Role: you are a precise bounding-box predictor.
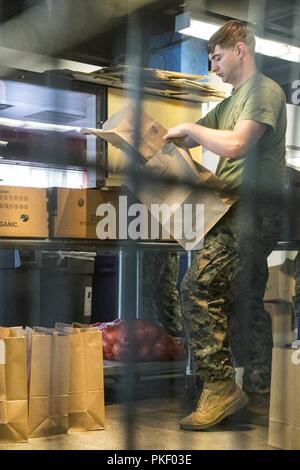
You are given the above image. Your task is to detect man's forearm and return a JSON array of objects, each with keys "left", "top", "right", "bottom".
[{"left": 184, "top": 123, "right": 241, "bottom": 158}]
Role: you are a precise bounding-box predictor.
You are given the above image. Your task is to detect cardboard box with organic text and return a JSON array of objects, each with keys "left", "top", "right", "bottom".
[{"left": 0, "top": 186, "right": 48, "bottom": 238}]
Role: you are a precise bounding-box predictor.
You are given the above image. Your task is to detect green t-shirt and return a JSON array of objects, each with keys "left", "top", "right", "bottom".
[{"left": 198, "top": 73, "right": 287, "bottom": 197}]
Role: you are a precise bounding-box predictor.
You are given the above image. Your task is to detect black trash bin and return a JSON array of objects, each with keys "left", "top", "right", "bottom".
[
  {"left": 91, "top": 254, "right": 118, "bottom": 323},
  {"left": 40, "top": 253, "right": 95, "bottom": 327},
  {"left": 0, "top": 248, "right": 41, "bottom": 326}
]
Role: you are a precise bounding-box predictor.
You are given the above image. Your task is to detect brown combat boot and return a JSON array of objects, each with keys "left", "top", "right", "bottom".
[{"left": 180, "top": 379, "right": 249, "bottom": 430}]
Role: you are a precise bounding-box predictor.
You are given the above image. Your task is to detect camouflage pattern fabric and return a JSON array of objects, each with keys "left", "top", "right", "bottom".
[
  {"left": 141, "top": 251, "right": 183, "bottom": 337},
  {"left": 181, "top": 199, "right": 283, "bottom": 393}
]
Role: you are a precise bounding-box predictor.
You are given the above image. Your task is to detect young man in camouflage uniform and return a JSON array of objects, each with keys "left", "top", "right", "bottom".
[{"left": 164, "top": 20, "right": 286, "bottom": 430}]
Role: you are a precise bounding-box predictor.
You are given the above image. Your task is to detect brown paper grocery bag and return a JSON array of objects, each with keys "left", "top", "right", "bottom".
[
  {"left": 28, "top": 331, "right": 70, "bottom": 438},
  {"left": 55, "top": 325, "right": 105, "bottom": 432},
  {"left": 68, "top": 328, "right": 105, "bottom": 432},
  {"left": 85, "top": 104, "right": 237, "bottom": 249},
  {"left": 83, "top": 103, "right": 166, "bottom": 162},
  {"left": 133, "top": 144, "right": 235, "bottom": 250},
  {"left": 0, "top": 327, "right": 28, "bottom": 443}
]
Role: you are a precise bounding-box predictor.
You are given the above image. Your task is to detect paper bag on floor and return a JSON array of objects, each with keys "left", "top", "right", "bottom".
[
  {"left": 56, "top": 324, "right": 105, "bottom": 432},
  {"left": 0, "top": 327, "right": 28, "bottom": 443},
  {"left": 28, "top": 329, "right": 70, "bottom": 438}
]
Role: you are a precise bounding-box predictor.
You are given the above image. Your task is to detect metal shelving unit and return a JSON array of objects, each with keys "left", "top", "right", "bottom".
[
  {"left": 0, "top": 237, "right": 187, "bottom": 381},
  {"left": 104, "top": 359, "right": 186, "bottom": 382},
  {"left": 0, "top": 237, "right": 296, "bottom": 388}
]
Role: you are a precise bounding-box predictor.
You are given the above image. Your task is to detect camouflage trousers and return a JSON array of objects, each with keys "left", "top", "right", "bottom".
[
  {"left": 141, "top": 251, "right": 182, "bottom": 337},
  {"left": 181, "top": 200, "right": 282, "bottom": 393}
]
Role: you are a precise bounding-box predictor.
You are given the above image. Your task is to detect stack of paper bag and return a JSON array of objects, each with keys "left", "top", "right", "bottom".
[
  {"left": 0, "top": 327, "right": 28, "bottom": 443},
  {"left": 84, "top": 104, "right": 237, "bottom": 250},
  {"left": 1, "top": 324, "right": 105, "bottom": 442}
]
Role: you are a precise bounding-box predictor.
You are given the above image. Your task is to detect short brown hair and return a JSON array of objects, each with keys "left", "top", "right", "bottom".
[{"left": 208, "top": 20, "right": 255, "bottom": 55}]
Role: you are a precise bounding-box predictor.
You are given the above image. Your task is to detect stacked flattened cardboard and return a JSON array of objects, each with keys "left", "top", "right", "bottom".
[{"left": 73, "top": 65, "right": 225, "bottom": 102}]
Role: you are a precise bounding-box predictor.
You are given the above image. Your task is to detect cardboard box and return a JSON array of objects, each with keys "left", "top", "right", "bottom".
[
  {"left": 51, "top": 187, "right": 171, "bottom": 241},
  {"left": 269, "top": 347, "right": 300, "bottom": 449},
  {"left": 264, "top": 302, "right": 295, "bottom": 346},
  {"left": 264, "top": 258, "right": 295, "bottom": 302},
  {"left": 51, "top": 187, "right": 120, "bottom": 239},
  {"left": 0, "top": 186, "right": 48, "bottom": 238}
]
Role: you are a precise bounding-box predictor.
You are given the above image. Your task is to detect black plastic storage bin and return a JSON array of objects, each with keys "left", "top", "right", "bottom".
[
  {"left": 40, "top": 253, "right": 95, "bottom": 327},
  {"left": 91, "top": 254, "right": 118, "bottom": 323},
  {"left": 0, "top": 248, "right": 41, "bottom": 326}
]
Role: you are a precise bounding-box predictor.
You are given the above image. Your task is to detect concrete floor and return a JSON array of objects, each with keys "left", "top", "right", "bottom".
[{"left": 0, "top": 378, "right": 269, "bottom": 450}]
